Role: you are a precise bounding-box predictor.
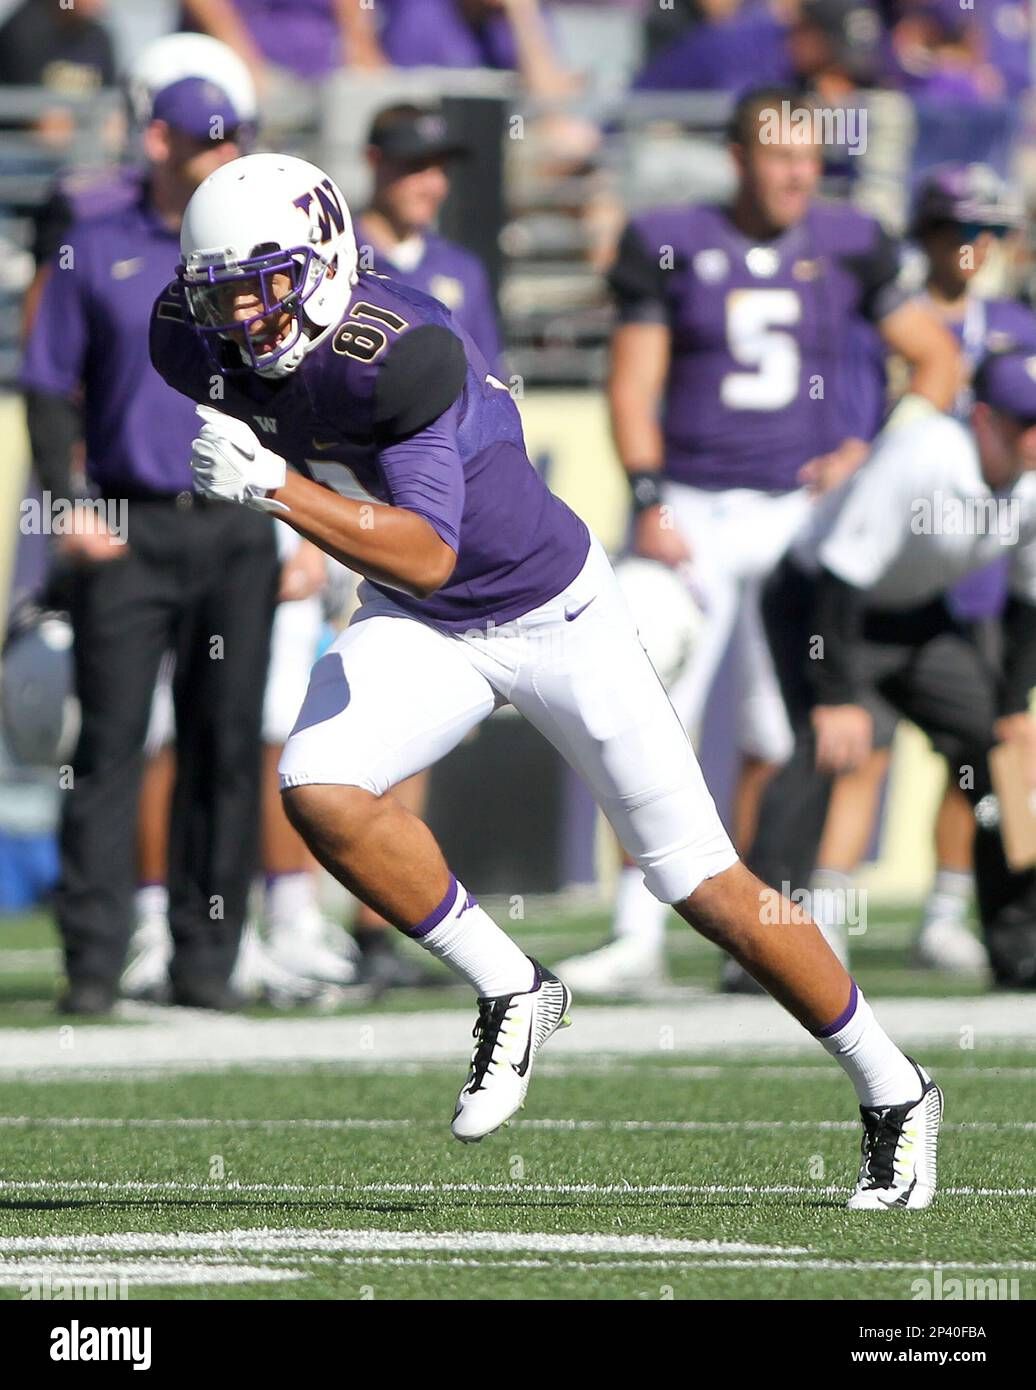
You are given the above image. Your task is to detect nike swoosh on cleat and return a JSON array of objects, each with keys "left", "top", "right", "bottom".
[
  {"left": 564, "top": 596, "right": 596, "bottom": 622},
  {"left": 512, "top": 1028, "right": 533, "bottom": 1078},
  {"left": 877, "top": 1179, "right": 917, "bottom": 1209}
]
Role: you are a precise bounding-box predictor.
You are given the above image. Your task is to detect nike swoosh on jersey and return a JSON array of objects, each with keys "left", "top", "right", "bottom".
[
  {"left": 111, "top": 258, "right": 144, "bottom": 280},
  {"left": 311, "top": 438, "right": 341, "bottom": 451},
  {"left": 564, "top": 596, "right": 597, "bottom": 622}
]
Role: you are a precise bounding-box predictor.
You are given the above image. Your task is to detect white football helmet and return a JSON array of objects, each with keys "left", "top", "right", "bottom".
[
  {"left": 179, "top": 153, "right": 358, "bottom": 378},
  {"left": 1, "top": 599, "right": 80, "bottom": 768},
  {"left": 128, "top": 33, "right": 257, "bottom": 131},
  {"left": 613, "top": 556, "right": 704, "bottom": 690}
]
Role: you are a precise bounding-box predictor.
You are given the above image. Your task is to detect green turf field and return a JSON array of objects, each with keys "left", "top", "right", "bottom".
[{"left": 0, "top": 903, "right": 1032, "bottom": 1300}]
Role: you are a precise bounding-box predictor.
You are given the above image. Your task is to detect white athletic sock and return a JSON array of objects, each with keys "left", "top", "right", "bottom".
[
  {"left": 265, "top": 871, "right": 319, "bottom": 940},
  {"left": 921, "top": 868, "right": 973, "bottom": 932},
  {"left": 612, "top": 865, "right": 668, "bottom": 950},
  {"left": 814, "top": 982, "right": 922, "bottom": 1108},
  {"left": 135, "top": 883, "right": 168, "bottom": 924},
  {"left": 404, "top": 875, "right": 535, "bottom": 997}
]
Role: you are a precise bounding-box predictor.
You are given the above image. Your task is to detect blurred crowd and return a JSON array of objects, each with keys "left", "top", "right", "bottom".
[{"left": 1, "top": 0, "right": 1032, "bottom": 143}]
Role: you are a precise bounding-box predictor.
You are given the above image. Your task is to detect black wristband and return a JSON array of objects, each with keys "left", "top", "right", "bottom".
[{"left": 627, "top": 470, "right": 664, "bottom": 513}]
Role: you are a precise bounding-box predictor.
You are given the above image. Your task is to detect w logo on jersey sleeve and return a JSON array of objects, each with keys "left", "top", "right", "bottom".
[{"left": 293, "top": 180, "right": 346, "bottom": 246}]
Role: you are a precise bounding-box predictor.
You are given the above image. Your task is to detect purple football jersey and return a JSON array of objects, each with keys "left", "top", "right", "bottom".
[
  {"left": 150, "top": 272, "right": 588, "bottom": 631},
  {"left": 21, "top": 175, "right": 201, "bottom": 496},
  {"left": 609, "top": 201, "right": 908, "bottom": 492},
  {"left": 355, "top": 219, "right": 502, "bottom": 370}
]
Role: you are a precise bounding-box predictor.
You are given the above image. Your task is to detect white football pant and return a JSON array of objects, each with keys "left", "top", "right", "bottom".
[{"left": 280, "top": 537, "right": 737, "bottom": 905}]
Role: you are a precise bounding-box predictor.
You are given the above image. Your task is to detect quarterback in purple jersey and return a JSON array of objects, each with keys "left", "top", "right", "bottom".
[
  {"left": 148, "top": 151, "right": 944, "bottom": 1207},
  {"left": 558, "top": 84, "right": 961, "bottom": 998}
]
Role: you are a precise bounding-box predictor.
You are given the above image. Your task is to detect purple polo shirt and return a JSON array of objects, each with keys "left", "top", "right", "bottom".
[
  {"left": 380, "top": 0, "right": 536, "bottom": 69},
  {"left": 21, "top": 178, "right": 197, "bottom": 496},
  {"left": 356, "top": 219, "right": 502, "bottom": 369},
  {"left": 179, "top": 0, "right": 342, "bottom": 79}
]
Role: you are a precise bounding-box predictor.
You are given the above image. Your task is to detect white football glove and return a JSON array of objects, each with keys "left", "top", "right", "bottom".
[{"left": 190, "top": 405, "right": 289, "bottom": 514}]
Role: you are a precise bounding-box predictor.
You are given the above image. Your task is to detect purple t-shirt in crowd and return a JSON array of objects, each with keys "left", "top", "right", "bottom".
[
  {"left": 149, "top": 272, "right": 588, "bottom": 630},
  {"left": 20, "top": 176, "right": 198, "bottom": 496},
  {"left": 609, "top": 201, "right": 907, "bottom": 492},
  {"left": 180, "top": 0, "right": 342, "bottom": 79},
  {"left": 632, "top": 6, "right": 793, "bottom": 94},
  {"left": 355, "top": 218, "right": 502, "bottom": 369},
  {"left": 978, "top": 2, "right": 1030, "bottom": 97},
  {"left": 379, "top": 0, "right": 532, "bottom": 69},
  {"left": 946, "top": 295, "right": 1036, "bottom": 620}
]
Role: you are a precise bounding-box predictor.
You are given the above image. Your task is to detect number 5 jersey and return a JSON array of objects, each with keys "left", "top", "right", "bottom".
[{"left": 608, "top": 201, "right": 907, "bottom": 492}]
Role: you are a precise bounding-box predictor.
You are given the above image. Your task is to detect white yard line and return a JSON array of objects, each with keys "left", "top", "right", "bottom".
[
  {"left": 9, "top": 1059, "right": 1036, "bottom": 1085},
  {"left": 0, "top": 1261, "right": 303, "bottom": 1286},
  {"left": 0, "top": 1228, "right": 808, "bottom": 1257},
  {"left": 255, "top": 1254, "right": 1036, "bottom": 1274},
  {"left": 0, "top": 950, "right": 60, "bottom": 972},
  {"left": 0, "top": 1179, "right": 1032, "bottom": 1198},
  {"left": 0, "top": 995, "right": 1032, "bottom": 1074},
  {"left": 0, "top": 1114, "right": 1030, "bottom": 1134}
]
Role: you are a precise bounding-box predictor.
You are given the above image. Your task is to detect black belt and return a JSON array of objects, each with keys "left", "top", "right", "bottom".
[
  {"left": 861, "top": 598, "right": 960, "bottom": 646},
  {"left": 99, "top": 488, "right": 216, "bottom": 509}
]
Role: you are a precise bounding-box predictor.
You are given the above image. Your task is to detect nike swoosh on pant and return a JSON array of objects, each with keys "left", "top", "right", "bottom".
[{"left": 564, "top": 596, "right": 596, "bottom": 622}]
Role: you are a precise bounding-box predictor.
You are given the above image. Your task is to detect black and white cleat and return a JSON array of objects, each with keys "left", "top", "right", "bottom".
[
  {"left": 848, "top": 1059, "right": 944, "bottom": 1211},
  {"left": 451, "top": 958, "right": 572, "bottom": 1144}
]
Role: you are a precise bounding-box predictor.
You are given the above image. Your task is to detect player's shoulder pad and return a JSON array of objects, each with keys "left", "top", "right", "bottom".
[
  {"left": 373, "top": 324, "right": 467, "bottom": 438},
  {"left": 815, "top": 203, "right": 904, "bottom": 320},
  {"left": 148, "top": 278, "right": 197, "bottom": 387}
]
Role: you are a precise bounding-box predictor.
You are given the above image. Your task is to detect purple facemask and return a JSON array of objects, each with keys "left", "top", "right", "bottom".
[{"left": 181, "top": 244, "right": 323, "bottom": 372}]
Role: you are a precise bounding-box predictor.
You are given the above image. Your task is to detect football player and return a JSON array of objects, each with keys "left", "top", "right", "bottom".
[
  {"left": 747, "top": 350, "right": 1036, "bottom": 992},
  {"left": 348, "top": 100, "right": 504, "bottom": 989},
  {"left": 149, "top": 152, "right": 943, "bottom": 1208},
  {"left": 557, "top": 83, "right": 961, "bottom": 997},
  {"left": 794, "top": 166, "right": 1036, "bottom": 983}
]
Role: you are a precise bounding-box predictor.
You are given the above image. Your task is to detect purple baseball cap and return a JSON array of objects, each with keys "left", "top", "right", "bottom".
[
  {"left": 973, "top": 351, "right": 1036, "bottom": 425},
  {"left": 151, "top": 75, "right": 251, "bottom": 144}
]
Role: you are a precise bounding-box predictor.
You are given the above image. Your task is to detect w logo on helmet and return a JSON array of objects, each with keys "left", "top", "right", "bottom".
[{"left": 293, "top": 179, "right": 346, "bottom": 245}]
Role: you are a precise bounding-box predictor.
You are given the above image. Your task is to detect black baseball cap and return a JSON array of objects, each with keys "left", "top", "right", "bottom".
[
  {"left": 911, "top": 162, "right": 1020, "bottom": 238},
  {"left": 367, "top": 104, "right": 469, "bottom": 163}
]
